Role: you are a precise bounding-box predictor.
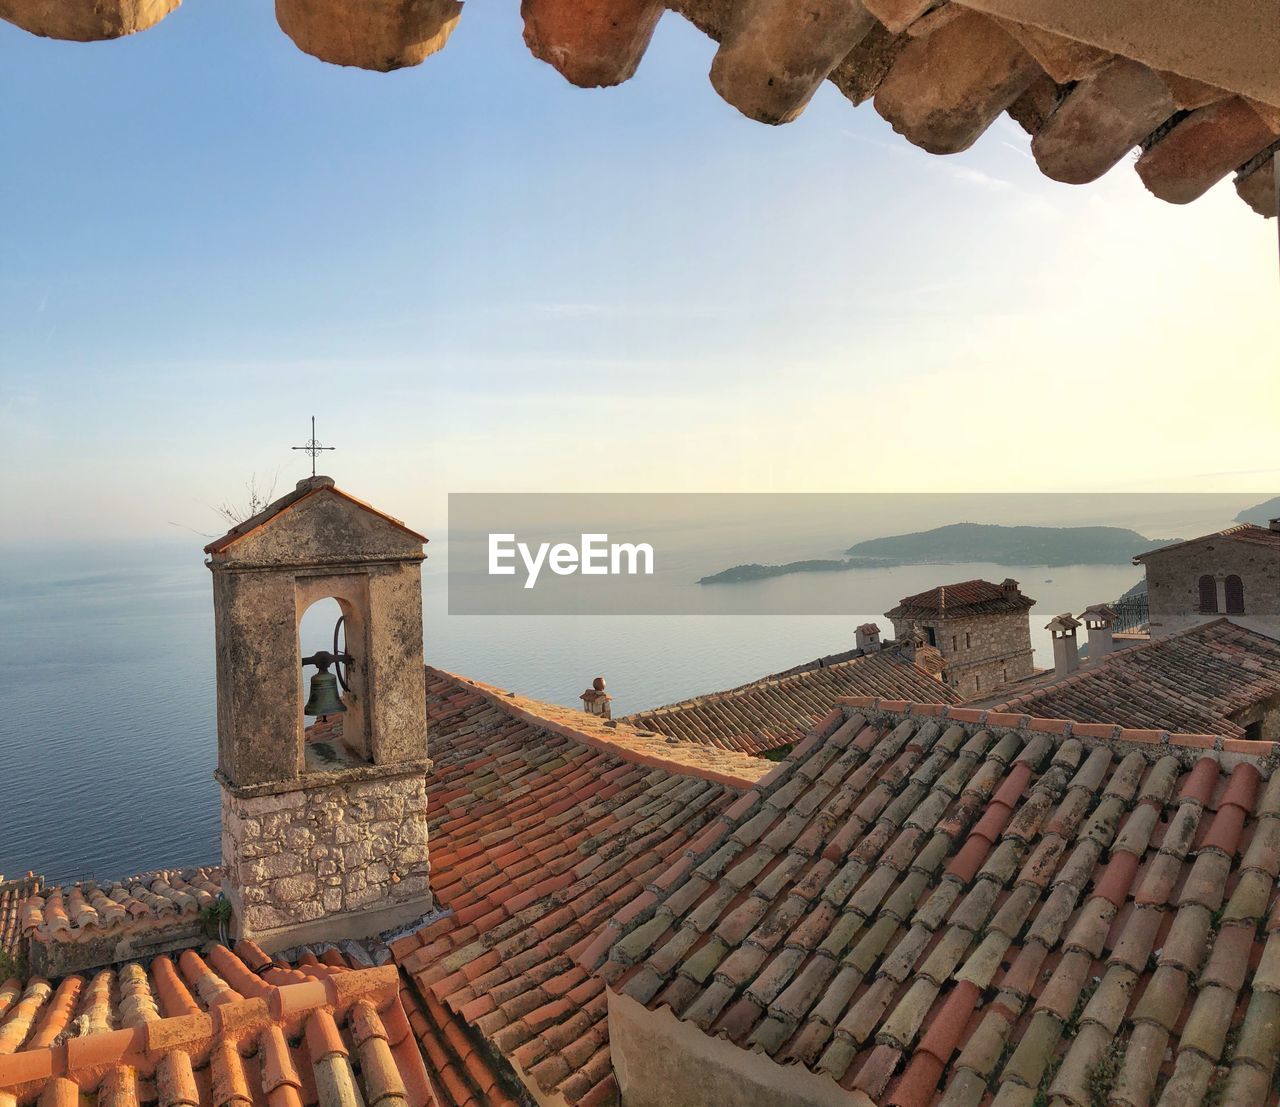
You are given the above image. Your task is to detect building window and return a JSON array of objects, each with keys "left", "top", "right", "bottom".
[
  {"left": 1225, "top": 574, "right": 1245, "bottom": 615},
  {"left": 974, "top": 674, "right": 980, "bottom": 692},
  {"left": 1003, "top": 668, "right": 1008, "bottom": 683},
  {"left": 1245, "top": 720, "right": 1263, "bottom": 742},
  {"left": 925, "top": 627, "right": 937, "bottom": 647},
  {"left": 1198, "top": 574, "right": 1217, "bottom": 613},
  {"left": 951, "top": 635, "right": 958, "bottom": 651},
  {"left": 965, "top": 632, "right": 972, "bottom": 649}
]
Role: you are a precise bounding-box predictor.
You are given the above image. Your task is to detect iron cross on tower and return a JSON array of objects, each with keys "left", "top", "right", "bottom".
[{"left": 292, "top": 416, "right": 335, "bottom": 477}]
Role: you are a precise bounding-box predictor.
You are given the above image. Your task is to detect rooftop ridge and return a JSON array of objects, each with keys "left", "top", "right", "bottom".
[
  {"left": 837, "top": 696, "right": 1278, "bottom": 762},
  {"left": 1133, "top": 521, "right": 1280, "bottom": 561},
  {"left": 623, "top": 644, "right": 928, "bottom": 720},
  {"left": 426, "top": 666, "right": 770, "bottom": 790}
]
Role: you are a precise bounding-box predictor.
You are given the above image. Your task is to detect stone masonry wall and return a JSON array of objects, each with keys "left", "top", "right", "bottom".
[
  {"left": 222, "top": 771, "right": 430, "bottom": 939},
  {"left": 892, "top": 610, "right": 1034, "bottom": 698},
  {"left": 1144, "top": 539, "right": 1280, "bottom": 639}
]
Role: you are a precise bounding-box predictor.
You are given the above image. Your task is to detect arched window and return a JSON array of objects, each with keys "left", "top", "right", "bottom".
[
  {"left": 1198, "top": 574, "right": 1217, "bottom": 613},
  {"left": 1225, "top": 574, "right": 1245, "bottom": 615}
]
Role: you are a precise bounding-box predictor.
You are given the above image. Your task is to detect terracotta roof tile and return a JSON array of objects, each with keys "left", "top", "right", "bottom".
[
  {"left": 383, "top": 667, "right": 746, "bottom": 1106},
  {"left": 19, "top": 868, "right": 222, "bottom": 970},
  {"left": 886, "top": 579, "right": 1035, "bottom": 621},
  {"left": 606, "top": 698, "right": 1280, "bottom": 1105},
  {"left": 0, "top": 944, "right": 434, "bottom": 1107},
  {"left": 985, "top": 619, "right": 1280, "bottom": 740},
  {"left": 623, "top": 644, "right": 956, "bottom": 757}
]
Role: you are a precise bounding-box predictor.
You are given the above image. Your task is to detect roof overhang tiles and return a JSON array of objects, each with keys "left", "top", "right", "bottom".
[
  {"left": 4, "top": 1, "right": 1276, "bottom": 218},
  {"left": 840, "top": 695, "right": 1280, "bottom": 763}
]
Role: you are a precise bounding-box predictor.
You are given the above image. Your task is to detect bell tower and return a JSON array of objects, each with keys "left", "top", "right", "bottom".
[{"left": 205, "top": 475, "right": 432, "bottom": 949}]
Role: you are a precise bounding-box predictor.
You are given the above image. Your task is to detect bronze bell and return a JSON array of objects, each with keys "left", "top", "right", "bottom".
[{"left": 304, "top": 668, "right": 346, "bottom": 717}]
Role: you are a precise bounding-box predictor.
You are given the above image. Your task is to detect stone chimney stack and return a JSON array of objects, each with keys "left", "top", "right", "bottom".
[
  {"left": 1001, "top": 578, "right": 1020, "bottom": 596},
  {"left": 898, "top": 626, "right": 925, "bottom": 662},
  {"left": 1080, "top": 604, "right": 1116, "bottom": 660},
  {"left": 1046, "top": 614, "right": 1082, "bottom": 677},
  {"left": 1270, "top": 517, "right": 1280, "bottom": 533},
  {"left": 581, "top": 676, "right": 612, "bottom": 720},
  {"left": 856, "top": 622, "right": 882, "bottom": 652}
]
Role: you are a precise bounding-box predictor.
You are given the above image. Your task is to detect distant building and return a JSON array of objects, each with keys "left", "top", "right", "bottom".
[
  {"left": 1134, "top": 520, "right": 1280, "bottom": 640},
  {"left": 885, "top": 578, "right": 1035, "bottom": 698}
]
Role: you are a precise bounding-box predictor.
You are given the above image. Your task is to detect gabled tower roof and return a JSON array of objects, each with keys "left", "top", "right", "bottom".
[{"left": 204, "top": 475, "right": 427, "bottom": 556}]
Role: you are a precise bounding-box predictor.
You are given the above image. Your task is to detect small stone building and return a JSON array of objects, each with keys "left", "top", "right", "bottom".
[
  {"left": 885, "top": 578, "right": 1036, "bottom": 698},
  {"left": 1134, "top": 520, "right": 1280, "bottom": 640},
  {"left": 205, "top": 475, "right": 433, "bottom": 949}
]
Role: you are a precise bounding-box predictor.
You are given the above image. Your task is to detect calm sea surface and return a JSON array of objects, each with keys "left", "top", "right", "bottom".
[{"left": 0, "top": 543, "right": 1141, "bottom": 879}]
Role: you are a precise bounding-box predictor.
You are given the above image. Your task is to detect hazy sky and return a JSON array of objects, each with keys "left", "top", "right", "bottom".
[{"left": 2, "top": 3, "right": 1277, "bottom": 546}]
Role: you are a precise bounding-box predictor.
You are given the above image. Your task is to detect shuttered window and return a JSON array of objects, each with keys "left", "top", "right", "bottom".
[
  {"left": 1198, "top": 574, "right": 1217, "bottom": 613},
  {"left": 1225, "top": 574, "right": 1245, "bottom": 615}
]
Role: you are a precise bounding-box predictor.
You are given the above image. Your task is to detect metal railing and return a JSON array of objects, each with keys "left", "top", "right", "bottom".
[{"left": 1111, "top": 594, "right": 1149, "bottom": 633}]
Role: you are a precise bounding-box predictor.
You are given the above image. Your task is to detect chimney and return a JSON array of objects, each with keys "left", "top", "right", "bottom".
[
  {"left": 1001, "top": 578, "right": 1020, "bottom": 597},
  {"left": 1270, "top": 517, "right": 1280, "bottom": 533},
  {"left": 856, "top": 622, "right": 882, "bottom": 652},
  {"left": 1046, "top": 614, "right": 1082, "bottom": 676},
  {"left": 580, "top": 676, "right": 612, "bottom": 720},
  {"left": 899, "top": 626, "right": 924, "bottom": 661},
  {"left": 1080, "top": 604, "right": 1116, "bottom": 660}
]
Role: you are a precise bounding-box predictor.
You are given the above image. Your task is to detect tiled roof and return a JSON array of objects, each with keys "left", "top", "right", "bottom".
[
  {"left": 595, "top": 697, "right": 1280, "bottom": 1107},
  {"left": 1133, "top": 522, "right": 1280, "bottom": 561},
  {"left": 0, "top": 940, "right": 435, "bottom": 1107},
  {"left": 624, "top": 647, "right": 958, "bottom": 756},
  {"left": 21, "top": 867, "right": 222, "bottom": 944},
  {"left": 988, "top": 618, "right": 1280, "bottom": 739},
  {"left": 389, "top": 668, "right": 761, "bottom": 1107},
  {"left": 886, "top": 579, "right": 1035, "bottom": 621}
]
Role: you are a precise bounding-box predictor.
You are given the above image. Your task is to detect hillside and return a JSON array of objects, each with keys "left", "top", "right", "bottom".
[
  {"left": 845, "top": 522, "right": 1167, "bottom": 565},
  {"left": 698, "top": 557, "right": 895, "bottom": 585},
  {"left": 1236, "top": 496, "right": 1280, "bottom": 525}
]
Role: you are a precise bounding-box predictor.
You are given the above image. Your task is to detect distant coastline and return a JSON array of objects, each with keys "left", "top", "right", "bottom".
[
  {"left": 699, "top": 522, "right": 1174, "bottom": 585},
  {"left": 698, "top": 557, "right": 899, "bottom": 585}
]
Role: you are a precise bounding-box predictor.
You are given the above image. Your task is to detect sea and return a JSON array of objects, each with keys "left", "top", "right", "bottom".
[{"left": 0, "top": 540, "right": 1144, "bottom": 881}]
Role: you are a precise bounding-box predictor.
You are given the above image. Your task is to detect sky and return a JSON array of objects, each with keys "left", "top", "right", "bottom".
[{"left": 2, "top": 2, "right": 1278, "bottom": 547}]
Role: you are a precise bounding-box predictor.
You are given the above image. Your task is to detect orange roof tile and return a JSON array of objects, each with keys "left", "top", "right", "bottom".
[
  {"left": 600, "top": 698, "right": 1280, "bottom": 1106},
  {"left": 984, "top": 619, "right": 1280, "bottom": 739},
  {"left": 21, "top": 868, "right": 221, "bottom": 953},
  {"left": 389, "top": 668, "right": 761, "bottom": 1106},
  {"left": 623, "top": 645, "right": 958, "bottom": 756},
  {"left": 886, "top": 579, "right": 1035, "bottom": 621},
  {"left": 0, "top": 941, "right": 436, "bottom": 1107}
]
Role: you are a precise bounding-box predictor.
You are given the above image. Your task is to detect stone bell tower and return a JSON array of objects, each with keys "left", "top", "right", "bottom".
[{"left": 205, "top": 475, "right": 432, "bottom": 949}]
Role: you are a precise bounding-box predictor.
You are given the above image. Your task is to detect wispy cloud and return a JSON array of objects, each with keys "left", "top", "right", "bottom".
[
  {"left": 529, "top": 303, "right": 608, "bottom": 318},
  {"left": 948, "top": 165, "right": 1015, "bottom": 191}
]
